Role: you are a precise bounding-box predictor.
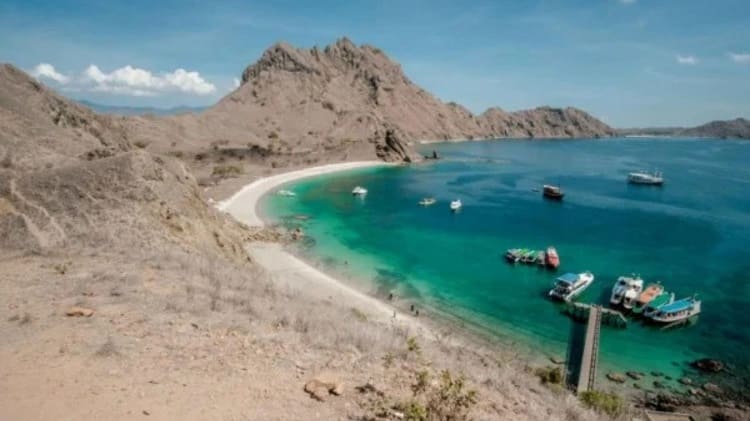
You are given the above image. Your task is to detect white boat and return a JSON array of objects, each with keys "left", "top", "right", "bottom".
[
  {"left": 610, "top": 275, "right": 644, "bottom": 309},
  {"left": 648, "top": 296, "right": 701, "bottom": 323},
  {"left": 418, "top": 197, "right": 437, "bottom": 206},
  {"left": 628, "top": 171, "right": 664, "bottom": 185},
  {"left": 450, "top": 199, "right": 462, "bottom": 211},
  {"left": 548, "top": 271, "right": 595, "bottom": 301},
  {"left": 277, "top": 189, "right": 296, "bottom": 197},
  {"left": 352, "top": 186, "right": 368, "bottom": 196}
]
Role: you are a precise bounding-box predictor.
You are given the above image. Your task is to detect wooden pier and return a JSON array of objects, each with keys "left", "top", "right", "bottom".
[{"left": 576, "top": 305, "right": 602, "bottom": 393}]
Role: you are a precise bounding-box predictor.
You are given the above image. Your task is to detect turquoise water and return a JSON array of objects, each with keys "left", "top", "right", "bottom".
[{"left": 262, "top": 138, "right": 750, "bottom": 389}]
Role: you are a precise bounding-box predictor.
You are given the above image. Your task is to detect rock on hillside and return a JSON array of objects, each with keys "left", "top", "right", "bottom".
[
  {"left": 125, "top": 38, "right": 614, "bottom": 164},
  {"left": 679, "top": 118, "right": 750, "bottom": 139}
]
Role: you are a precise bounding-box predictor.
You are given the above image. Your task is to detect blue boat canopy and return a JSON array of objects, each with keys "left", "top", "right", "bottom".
[
  {"left": 556, "top": 273, "right": 578, "bottom": 285},
  {"left": 658, "top": 297, "right": 694, "bottom": 313}
]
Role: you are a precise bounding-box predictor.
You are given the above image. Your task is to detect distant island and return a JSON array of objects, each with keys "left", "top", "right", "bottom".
[
  {"left": 77, "top": 100, "right": 206, "bottom": 116},
  {"left": 618, "top": 118, "right": 750, "bottom": 139}
]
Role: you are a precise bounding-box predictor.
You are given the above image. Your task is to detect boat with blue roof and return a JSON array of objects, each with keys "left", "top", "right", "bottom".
[
  {"left": 548, "top": 271, "right": 594, "bottom": 301},
  {"left": 647, "top": 295, "right": 701, "bottom": 323}
]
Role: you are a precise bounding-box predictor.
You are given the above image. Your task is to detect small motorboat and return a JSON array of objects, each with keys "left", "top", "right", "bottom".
[
  {"left": 647, "top": 296, "right": 701, "bottom": 323},
  {"left": 450, "top": 199, "right": 462, "bottom": 211},
  {"left": 643, "top": 292, "right": 675, "bottom": 317},
  {"left": 352, "top": 186, "right": 368, "bottom": 196},
  {"left": 545, "top": 246, "right": 560, "bottom": 269},
  {"left": 543, "top": 185, "right": 564, "bottom": 200},
  {"left": 628, "top": 171, "right": 664, "bottom": 185},
  {"left": 632, "top": 283, "right": 664, "bottom": 314},
  {"left": 505, "top": 248, "right": 523, "bottom": 264},
  {"left": 277, "top": 189, "right": 296, "bottom": 197},
  {"left": 610, "top": 275, "right": 644, "bottom": 309},
  {"left": 418, "top": 197, "right": 437, "bottom": 206},
  {"left": 520, "top": 250, "right": 538, "bottom": 264},
  {"left": 548, "top": 271, "right": 595, "bottom": 301}
]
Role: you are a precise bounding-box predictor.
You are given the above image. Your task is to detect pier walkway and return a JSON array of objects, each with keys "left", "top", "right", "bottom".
[{"left": 576, "top": 305, "right": 602, "bottom": 394}]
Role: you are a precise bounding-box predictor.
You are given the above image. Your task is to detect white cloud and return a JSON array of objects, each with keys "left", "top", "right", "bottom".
[
  {"left": 30, "top": 63, "right": 70, "bottom": 84},
  {"left": 676, "top": 55, "right": 698, "bottom": 65},
  {"left": 233, "top": 77, "right": 241, "bottom": 88},
  {"left": 619, "top": 0, "right": 637, "bottom": 5},
  {"left": 81, "top": 64, "right": 216, "bottom": 96},
  {"left": 728, "top": 52, "right": 750, "bottom": 64}
]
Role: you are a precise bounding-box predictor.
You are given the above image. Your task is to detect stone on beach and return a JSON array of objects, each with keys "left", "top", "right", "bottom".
[{"left": 65, "top": 306, "right": 94, "bottom": 317}]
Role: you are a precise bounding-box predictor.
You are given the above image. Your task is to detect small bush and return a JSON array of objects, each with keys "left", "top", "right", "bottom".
[
  {"left": 382, "top": 352, "right": 395, "bottom": 368},
  {"left": 397, "top": 400, "right": 427, "bottom": 421},
  {"left": 134, "top": 140, "right": 149, "bottom": 149},
  {"left": 407, "top": 337, "right": 420, "bottom": 354},
  {"left": 579, "top": 390, "right": 624, "bottom": 417},
  {"left": 212, "top": 165, "right": 243, "bottom": 178},
  {"left": 268, "top": 131, "right": 279, "bottom": 140},
  {"left": 351, "top": 307, "right": 368, "bottom": 322},
  {"left": 534, "top": 366, "right": 563, "bottom": 385}
]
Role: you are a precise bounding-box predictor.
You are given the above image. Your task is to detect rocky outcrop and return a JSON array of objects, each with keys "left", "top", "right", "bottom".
[
  {"left": 691, "top": 358, "right": 725, "bottom": 373},
  {"left": 680, "top": 118, "right": 750, "bottom": 139},
  {"left": 479, "top": 106, "right": 615, "bottom": 138}
]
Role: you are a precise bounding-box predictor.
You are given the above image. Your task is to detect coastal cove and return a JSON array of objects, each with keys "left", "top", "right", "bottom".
[{"left": 260, "top": 137, "right": 750, "bottom": 393}]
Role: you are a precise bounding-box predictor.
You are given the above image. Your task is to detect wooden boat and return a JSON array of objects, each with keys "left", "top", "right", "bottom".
[
  {"left": 648, "top": 296, "right": 701, "bottom": 323},
  {"left": 418, "top": 197, "right": 436, "bottom": 206},
  {"left": 632, "top": 283, "right": 664, "bottom": 314},
  {"left": 643, "top": 292, "right": 675, "bottom": 317},
  {"left": 543, "top": 185, "right": 564, "bottom": 200}
]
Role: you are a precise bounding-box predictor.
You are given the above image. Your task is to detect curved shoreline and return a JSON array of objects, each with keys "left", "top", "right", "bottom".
[
  {"left": 216, "top": 161, "right": 439, "bottom": 334},
  {"left": 217, "top": 161, "right": 390, "bottom": 227}
]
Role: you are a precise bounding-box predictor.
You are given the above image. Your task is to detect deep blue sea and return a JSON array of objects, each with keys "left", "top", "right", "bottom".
[{"left": 262, "top": 138, "right": 750, "bottom": 390}]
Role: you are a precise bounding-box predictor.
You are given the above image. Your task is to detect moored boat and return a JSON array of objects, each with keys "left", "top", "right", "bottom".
[
  {"left": 545, "top": 246, "right": 560, "bottom": 269},
  {"left": 647, "top": 296, "right": 701, "bottom": 323},
  {"left": 352, "top": 186, "right": 368, "bottom": 196},
  {"left": 548, "top": 271, "right": 595, "bottom": 301},
  {"left": 628, "top": 171, "right": 664, "bottom": 185},
  {"left": 418, "top": 197, "right": 437, "bottom": 206},
  {"left": 505, "top": 248, "right": 523, "bottom": 263},
  {"left": 277, "top": 189, "right": 296, "bottom": 197},
  {"left": 643, "top": 292, "right": 675, "bottom": 317},
  {"left": 610, "top": 275, "right": 644, "bottom": 309},
  {"left": 450, "top": 199, "right": 462, "bottom": 211},
  {"left": 632, "top": 282, "right": 664, "bottom": 314},
  {"left": 543, "top": 185, "right": 564, "bottom": 200}
]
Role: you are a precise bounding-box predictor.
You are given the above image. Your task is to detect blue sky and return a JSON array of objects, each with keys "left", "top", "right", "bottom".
[{"left": 1, "top": 0, "right": 749, "bottom": 127}]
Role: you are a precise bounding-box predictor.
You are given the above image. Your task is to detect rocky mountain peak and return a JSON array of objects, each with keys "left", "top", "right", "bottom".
[{"left": 240, "top": 38, "right": 405, "bottom": 86}]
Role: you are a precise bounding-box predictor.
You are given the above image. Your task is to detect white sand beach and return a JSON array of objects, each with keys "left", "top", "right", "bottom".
[
  {"left": 218, "top": 161, "right": 388, "bottom": 227},
  {"left": 217, "top": 161, "right": 433, "bottom": 332}
]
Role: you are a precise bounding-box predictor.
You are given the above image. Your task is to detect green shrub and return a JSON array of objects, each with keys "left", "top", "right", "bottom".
[
  {"left": 398, "top": 400, "right": 427, "bottom": 421},
  {"left": 534, "top": 366, "right": 563, "bottom": 385},
  {"left": 579, "top": 390, "right": 624, "bottom": 417},
  {"left": 407, "top": 336, "right": 421, "bottom": 354},
  {"left": 212, "top": 165, "right": 242, "bottom": 178}
]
